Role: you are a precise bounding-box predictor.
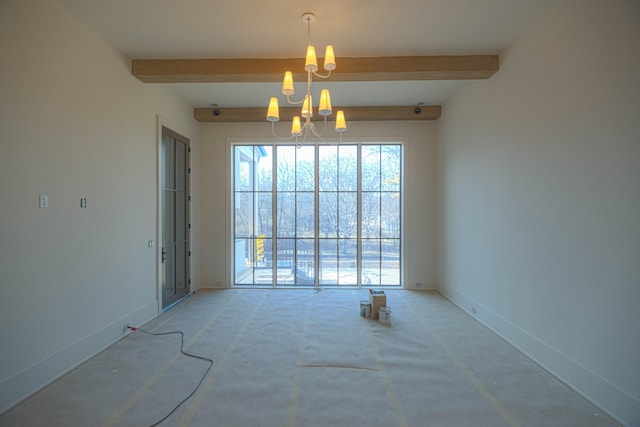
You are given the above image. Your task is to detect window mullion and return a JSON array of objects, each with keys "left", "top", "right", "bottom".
[
  {"left": 271, "top": 144, "right": 277, "bottom": 288},
  {"left": 314, "top": 144, "right": 320, "bottom": 288},
  {"left": 357, "top": 144, "right": 362, "bottom": 287},
  {"left": 292, "top": 149, "right": 296, "bottom": 286},
  {"left": 379, "top": 147, "right": 383, "bottom": 284}
]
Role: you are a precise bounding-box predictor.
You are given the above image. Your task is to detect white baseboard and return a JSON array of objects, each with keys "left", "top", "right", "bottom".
[
  {"left": 0, "top": 301, "right": 158, "bottom": 415},
  {"left": 438, "top": 286, "right": 638, "bottom": 427}
]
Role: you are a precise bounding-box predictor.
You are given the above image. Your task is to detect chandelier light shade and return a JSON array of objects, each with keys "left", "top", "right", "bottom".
[
  {"left": 323, "top": 46, "right": 336, "bottom": 71},
  {"left": 335, "top": 110, "right": 347, "bottom": 133},
  {"left": 266, "top": 97, "right": 280, "bottom": 122},
  {"left": 282, "top": 71, "right": 295, "bottom": 96},
  {"left": 318, "top": 89, "right": 332, "bottom": 116},
  {"left": 301, "top": 95, "right": 313, "bottom": 118},
  {"left": 266, "top": 12, "right": 346, "bottom": 143},
  {"left": 291, "top": 116, "right": 302, "bottom": 136},
  {"left": 305, "top": 46, "right": 318, "bottom": 72}
]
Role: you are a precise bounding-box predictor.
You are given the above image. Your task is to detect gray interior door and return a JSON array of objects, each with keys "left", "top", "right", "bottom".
[{"left": 161, "top": 126, "right": 190, "bottom": 309}]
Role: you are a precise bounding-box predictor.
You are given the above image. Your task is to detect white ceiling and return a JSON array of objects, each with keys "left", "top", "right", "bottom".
[{"left": 57, "top": 0, "right": 557, "bottom": 109}]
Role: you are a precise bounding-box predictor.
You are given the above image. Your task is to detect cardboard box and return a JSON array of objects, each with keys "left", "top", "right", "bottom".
[{"left": 369, "top": 289, "right": 386, "bottom": 319}]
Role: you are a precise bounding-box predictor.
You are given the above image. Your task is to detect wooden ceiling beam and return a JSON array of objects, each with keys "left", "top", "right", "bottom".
[
  {"left": 132, "top": 55, "right": 498, "bottom": 83},
  {"left": 194, "top": 105, "right": 441, "bottom": 122}
]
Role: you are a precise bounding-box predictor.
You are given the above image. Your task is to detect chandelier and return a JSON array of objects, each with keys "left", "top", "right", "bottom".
[{"left": 266, "top": 12, "right": 347, "bottom": 144}]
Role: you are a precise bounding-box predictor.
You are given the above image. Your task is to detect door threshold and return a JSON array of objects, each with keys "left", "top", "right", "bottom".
[{"left": 162, "top": 292, "right": 191, "bottom": 312}]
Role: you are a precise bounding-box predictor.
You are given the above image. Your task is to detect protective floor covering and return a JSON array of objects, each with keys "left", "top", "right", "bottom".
[{"left": 1, "top": 289, "right": 620, "bottom": 427}]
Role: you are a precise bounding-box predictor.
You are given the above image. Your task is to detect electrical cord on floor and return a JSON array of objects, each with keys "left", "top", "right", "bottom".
[{"left": 127, "top": 326, "right": 214, "bottom": 426}]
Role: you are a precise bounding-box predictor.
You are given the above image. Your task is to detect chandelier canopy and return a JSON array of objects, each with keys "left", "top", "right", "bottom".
[{"left": 266, "top": 12, "right": 346, "bottom": 143}]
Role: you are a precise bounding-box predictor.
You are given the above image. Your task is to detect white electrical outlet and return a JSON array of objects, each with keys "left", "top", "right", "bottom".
[{"left": 39, "top": 194, "right": 48, "bottom": 208}]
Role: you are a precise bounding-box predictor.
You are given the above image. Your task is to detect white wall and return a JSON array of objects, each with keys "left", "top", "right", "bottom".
[
  {"left": 197, "top": 121, "right": 437, "bottom": 290},
  {"left": 436, "top": 0, "right": 640, "bottom": 425},
  {"left": 0, "top": 0, "right": 197, "bottom": 413}
]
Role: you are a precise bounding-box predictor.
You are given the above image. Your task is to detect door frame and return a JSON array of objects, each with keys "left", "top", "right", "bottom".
[{"left": 156, "top": 115, "right": 192, "bottom": 313}]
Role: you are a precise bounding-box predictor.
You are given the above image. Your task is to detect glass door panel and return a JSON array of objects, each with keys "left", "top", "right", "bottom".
[{"left": 161, "top": 128, "right": 190, "bottom": 308}]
